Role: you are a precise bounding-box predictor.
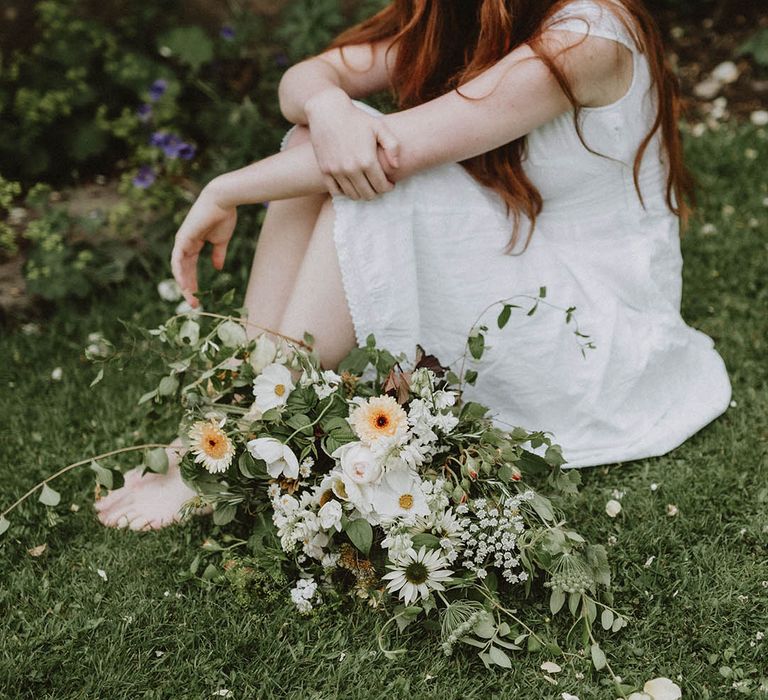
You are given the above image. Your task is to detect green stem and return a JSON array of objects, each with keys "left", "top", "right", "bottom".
[{"left": 1, "top": 444, "right": 172, "bottom": 521}]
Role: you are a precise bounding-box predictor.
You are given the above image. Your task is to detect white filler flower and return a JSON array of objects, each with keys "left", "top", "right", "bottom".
[
  {"left": 247, "top": 437, "right": 299, "bottom": 479},
  {"left": 382, "top": 546, "right": 453, "bottom": 605},
  {"left": 253, "top": 362, "right": 294, "bottom": 413}
]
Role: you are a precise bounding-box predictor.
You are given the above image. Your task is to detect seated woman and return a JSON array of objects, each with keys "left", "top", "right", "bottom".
[{"left": 96, "top": 0, "right": 731, "bottom": 530}]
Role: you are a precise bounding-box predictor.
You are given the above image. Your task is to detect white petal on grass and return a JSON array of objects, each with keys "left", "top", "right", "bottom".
[
  {"left": 605, "top": 499, "right": 622, "bottom": 518},
  {"left": 97, "top": 569, "right": 108, "bottom": 581},
  {"left": 541, "top": 661, "right": 562, "bottom": 673},
  {"left": 643, "top": 677, "right": 682, "bottom": 700}
]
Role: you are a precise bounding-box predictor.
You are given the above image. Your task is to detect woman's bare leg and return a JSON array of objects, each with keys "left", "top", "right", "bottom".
[
  {"left": 242, "top": 126, "right": 328, "bottom": 334},
  {"left": 96, "top": 127, "right": 332, "bottom": 530},
  {"left": 279, "top": 198, "right": 356, "bottom": 368}
]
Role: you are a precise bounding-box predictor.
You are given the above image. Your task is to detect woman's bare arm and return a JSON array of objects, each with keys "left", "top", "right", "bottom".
[
  {"left": 173, "top": 32, "right": 628, "bottom": 303},
  {"left": 278, "top": 41, "right": 395, "bottom": 124}
]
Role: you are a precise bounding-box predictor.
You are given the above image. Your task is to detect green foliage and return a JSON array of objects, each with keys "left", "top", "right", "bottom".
[{"left": 739, "top": 28, "right": 768, "bottom": 68}]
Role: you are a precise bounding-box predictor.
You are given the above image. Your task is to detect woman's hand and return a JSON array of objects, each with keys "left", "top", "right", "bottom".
[
  {"left": 170, "top": 182, "right": 237, "bottom": 307},
  {"left": 305, "top": 87, "right": 400, "bottom": 200}
]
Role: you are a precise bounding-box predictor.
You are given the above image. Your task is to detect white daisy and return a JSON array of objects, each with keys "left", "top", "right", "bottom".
[
  {"left": 188, "top": 420, "right": 235, "bottom": 474},
  {"left": 247, "top": 436, "right": 299, "bottom": 479},
  {"left": 382, "top": 546, "right": 453, "bottom": 605},
  {"left": 370, "top": 468, "right": 430, "bottom": 519},
  {"left": 253, "top": 362, "right": 294, "bottom": 413}
]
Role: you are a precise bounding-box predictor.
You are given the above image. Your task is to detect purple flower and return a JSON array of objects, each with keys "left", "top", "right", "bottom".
[
  {"left": 136, "top": 103, "right": 153, "bottom": 123},
  {"left": 177, "top": 143, "right": 196, "bottom": 160},
  {"left": 132, "top": 166, "right": 156, "bottom": 189},
  {"left": 220, "top": 25, "right": 235, "bottom": 41},
  {"left": 150, "top": 131, "right": 172, "bottom": 147},
  {"left": 148, "top": 79, "right": 168, "bottom": 102},
  {"left": 149, "top": 131, "right": 196, "bottom": 159},
  {"left": 274, "top": 52, "right": 290, "bottom": 68}
]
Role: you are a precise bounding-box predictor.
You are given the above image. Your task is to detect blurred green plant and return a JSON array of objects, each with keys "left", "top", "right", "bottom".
[{"left": 739, "top": 28, "right": 768, "bottom": 68}]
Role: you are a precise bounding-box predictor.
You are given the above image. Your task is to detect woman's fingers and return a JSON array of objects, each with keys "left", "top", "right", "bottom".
[
  {"left": 211, "top": 238, "right": 229, "bottom": 271},
  {"left": 374, "top": 122, "right": 401, "bottom": 170},
  {"left": 324, "top": 176, "right": 343, "bottom": 197},
  {"left": 364, "top": 162, "right": 394, "bottom": 195},
  {"left": 350, "top": 171, "right": 378, "bottom": 201},
  {"left": 335, "top": 174, "right": 362, "bottom": 200},
  {"left": 171, "top": 235, "right": 203, "bottom": 306}
]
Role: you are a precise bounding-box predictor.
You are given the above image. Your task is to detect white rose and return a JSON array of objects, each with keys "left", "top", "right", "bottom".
[
  {"left": 643, "top": 678, "right": 682, "bottom": 700},
  {"left": 247, "top": 437, "right": 299, "bottom": 479},
  {"left": 250, "top": 335, "right": 278, "bottom": 373},
  {"left": 318, "top": 500, "right": 343, "bottom": 531},
  {"left": 335, "top": 442, "right": 383, "bottom": 485},
  {"left": 605, "top": 499, "right": 622, "bottom": 518}
]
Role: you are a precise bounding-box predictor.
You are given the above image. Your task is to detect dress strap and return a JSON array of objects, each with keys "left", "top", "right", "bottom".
[{"left": 544, "top": 0, "right": 639, "bottom": 52}]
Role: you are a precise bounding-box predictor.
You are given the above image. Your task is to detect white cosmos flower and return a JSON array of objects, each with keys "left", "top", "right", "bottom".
[
  {"left": 334, "top": 442, "right": 383, "bottom": 485},
  {"left": 253, "top": 362, "right": 294, "bottom": 413},
  {"left": 382, "top": 546, "right": 453, "bottom": 605},
  {"left": 370, "top": 467, "right": 429, "bottom": 519},
  {"left": 247, "top": 437, "right": 299, "bottom": 479}
]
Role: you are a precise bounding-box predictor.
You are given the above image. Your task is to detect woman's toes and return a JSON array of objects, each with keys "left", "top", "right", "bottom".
[{"left": 128, "top": 515, "right": 152, "bottom": 531}]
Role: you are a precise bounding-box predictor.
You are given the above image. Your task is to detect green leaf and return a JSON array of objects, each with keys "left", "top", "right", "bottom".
[
  {"left": 601, "top": 608, "right": 614, "bottom": 631},
  {"left": 138, "top": 389, "right": 158, "bottom": 405},
  {"left": 473, "top": 613, "right": 496, "bottom": 639},
  {"left": 201, "top": 563, "right": 219, "bottom": 581},
  {"left": 549, "top": 589, "right": 566, "bottom": 615},
  {"left": 590, "top": 643, "right": 607, "bottom": 671},
  {"left": 487, "top": 645, "right": 512, "bottom": 668},
  {"left": 337, "top": 347, "right": 369, "bottom": 375},
  {"left": 468, "top": 333, "right": 485, "bottom": 360},
  {"left": 497, "top": 304, "right": 512, "bottom": 329},
  {"left": 158, "top": 375, "right": 179, "bottom": 397},
  {"left": 0, "top": 516, "right": 9, "bottom": 536},
  {"left": 213, "top": 503, "right": 237, "bottom": 526},
  {"left": 158, "top": 27, "right": 214, "bottom": 71},
  {"left": 145, "top": 447, "right": 169, "bottom": 474},
  {"left": 539, "top": 286, "right": 547, "bottom": 298},
  {"left": 544, "top": 444, "right": 566, "bottom": 467},
  {"left": 39, "top": 483, "right": 61, "bottom": 507},
  {"left": 90, "top": 460, "right": 113, "bottom": 490},
  {"left": 286, "top": 413, "right": 314, "bottom": 436},
  {"left": 344, "top": 518, "right": 373, "bottom": 555},
  {"left": 529, "top": 493, "right": 555, "bottom": 522},
  {"left": 464, "top": 369, "right": 478, "bottom": 385},
  {"left": 411, "top": 533, "right": 441, "bottom": 550},
  {"left": 89, "top": 368, "right": 104, "bottom": 388}
]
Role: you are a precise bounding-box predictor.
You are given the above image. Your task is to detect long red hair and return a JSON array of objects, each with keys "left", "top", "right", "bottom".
[{"left": 329, "top": 0, "right": 693, "bottom": 251}]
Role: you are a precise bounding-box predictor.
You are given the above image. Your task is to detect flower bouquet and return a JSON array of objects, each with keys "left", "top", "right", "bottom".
[
  {"left": 140, "top": 297, "right": 621, "bottom": 670},
  {"left": 1, "top": 291, "right": 624, "bottom": 673}
]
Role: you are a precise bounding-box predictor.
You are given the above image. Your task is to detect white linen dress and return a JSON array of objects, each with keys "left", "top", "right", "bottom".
[{"left": 310, "top": 0, "right": 731, "bottom": 467}]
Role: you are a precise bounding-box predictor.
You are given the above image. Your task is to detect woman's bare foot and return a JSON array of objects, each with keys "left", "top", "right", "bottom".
[{"left": 94, "top": 442, "right": 201, "bottom": 531}]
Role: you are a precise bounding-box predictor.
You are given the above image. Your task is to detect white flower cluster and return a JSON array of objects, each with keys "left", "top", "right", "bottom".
[
  {"left": 300, "top": 366, "right": 342, "bottom": 400},
  {"left": 271, "top": 493, "right": 332, "bottom": 560},
  {"left": 456, "top": 492, "right": 533, "bottom": 583},
  {"left": 289, "top": 577, "right": 321, "bottom": 615}
]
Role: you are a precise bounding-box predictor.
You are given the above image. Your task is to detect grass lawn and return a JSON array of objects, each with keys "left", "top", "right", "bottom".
[{"left": 1, "top": 124, "right": 767, "bottom": 700}]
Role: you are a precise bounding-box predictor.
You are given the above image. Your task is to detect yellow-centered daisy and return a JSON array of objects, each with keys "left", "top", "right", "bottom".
[
  {"left": 350, "top": 395, "right": 407, "bottom": 443},
  {"left": 189, "top": 420, "right": 235, "bottom": 474}
]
